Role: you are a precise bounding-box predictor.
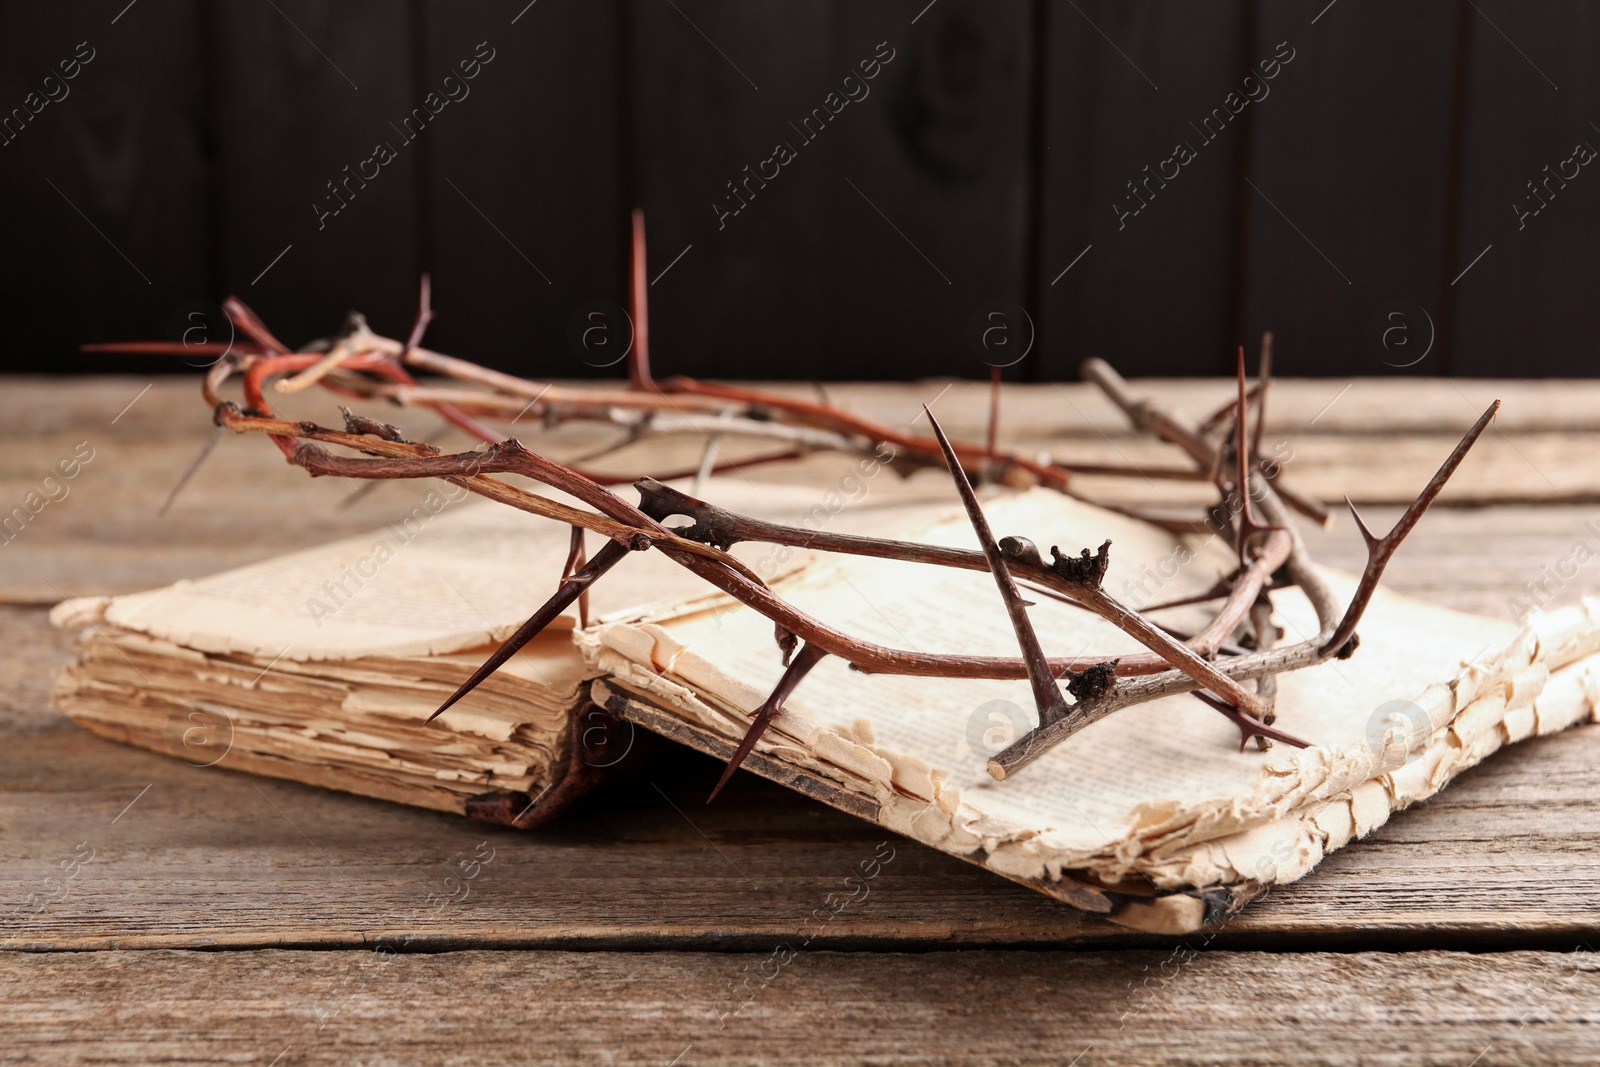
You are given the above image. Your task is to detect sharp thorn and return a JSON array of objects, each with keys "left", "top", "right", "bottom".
[
  {"left": 399, "top": 273, "right": 434, "bottom": 361},
  {"left": 1319, "top": 400, "right": 1499, "bottom": 657},
  {"left": 158, "top": 426, "right": 226, "bottom": 516},
  {"left": 691, "top": 433, "right": 720, "bottom": 496},
  {"left": 1345, "top": 496, "right": 1381, "bottom": 549},
  {"left": 1194, "top": 690, "right": 1310, "bottom": 749},
  {"left": 708, "top": 713, "right": 770, "bottom": 803},
  {"left": 1252, "top": 332, "right": 1273, "bottom": 462},
  {"left": 925, "top": 406, "right": 1071, "bottom": 728},
  {"left": 708, "top": 642, "right": 826, "bottom": 802},
  {"left": 428, "top": 539, "right": 630, "bottom": 722}
]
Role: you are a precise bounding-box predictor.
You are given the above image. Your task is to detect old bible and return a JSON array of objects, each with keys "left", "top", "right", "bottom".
[{"left": 51, "top": 480, "right": 1600, "bottom": 933}]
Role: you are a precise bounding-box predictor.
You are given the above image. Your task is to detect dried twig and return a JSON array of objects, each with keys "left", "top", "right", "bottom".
[
  {"left": 708, "top": 642, "right": 828, "bottom": 802},
  {"left": 986, "top": 377, "right": 1499, "bottom": 779},
  {"left": 183, "top": 337, "right": 1494, "bottom": 790},
  {"left": 1319, "top": 399, "right": 1500, "bottom": 657},
  {"left": 926, "top": 406, "right": 1073, "bottom": 729}
]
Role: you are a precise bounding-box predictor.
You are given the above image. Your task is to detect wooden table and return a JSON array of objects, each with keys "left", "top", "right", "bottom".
[{"left": 2, "top": 376, "right": 1597, "bottom": 1065}]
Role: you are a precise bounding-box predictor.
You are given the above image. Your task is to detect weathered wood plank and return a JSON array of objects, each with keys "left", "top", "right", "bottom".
[
  {"left": 1451, "top": 1, "right": 1600, "bottom": 377},
  {"left": 3, "top": 948, "right": 1596, "bottom": 1065},
  {"left": 0, "top": 377, "right": 1594, "bottom": 600},
  {"left": 421, "top": 0, "right": 625, "bottom": 377},
  {"left": 1, "top": 379, "right": 1596, "bottom": 949},
  {"left": 212, "top": 0, "right": 420, "bottom": 348},
  {"left": 12, "top": 374, "right": 1600, "bottom": 441},
  {"left": 0, "top": 718, "right": 1113, "bottom": 951}
]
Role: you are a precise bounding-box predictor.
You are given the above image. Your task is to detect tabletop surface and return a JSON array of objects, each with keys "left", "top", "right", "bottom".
[{"left": 2, "top": 375, "right": 1596, "bottom": 1065}]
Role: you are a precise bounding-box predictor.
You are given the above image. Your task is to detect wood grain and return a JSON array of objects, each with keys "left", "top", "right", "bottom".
[
  {"left": 421, "top": 0, "right": 625, "bottom": 379},
  {"left": 2, "top": 376, "right": 1593, "bottom": 600},
  {"left": 3, "top": 947, "right": 1597, "bottom": 1065},
  {"left": 3, "top": 377, "right": 1599, "bottom": 1064},
  {"left": 212, "top": 0, "right": 420, "bottom": 348},
  {"left": 8, "top": 4, "right": 1600, "bottom": 381},
  {"left": 2, "top": 378, "right": 1596, "bottom": 952},
  {"left": 1451, "top": 1, "right": 1600, "bottom": 377}
]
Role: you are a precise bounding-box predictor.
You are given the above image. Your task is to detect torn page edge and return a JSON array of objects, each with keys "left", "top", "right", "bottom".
[{"left": 586, "top": 618, "right": 1600, "bottom": 934}]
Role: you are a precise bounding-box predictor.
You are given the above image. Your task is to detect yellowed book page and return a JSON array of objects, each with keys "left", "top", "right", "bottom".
[
  {"left": 52, "top": 474, "right": 950, "bottom": 666},
  {"left": 579, "top": 488, "right": 1600, "bottom": 889}
]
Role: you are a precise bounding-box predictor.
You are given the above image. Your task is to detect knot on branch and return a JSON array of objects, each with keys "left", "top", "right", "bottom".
[
  {"left": 634, "top": 477, "right": 738, "bottom": 550},
  {"left": 336, "top": 310, "right": 370, "bottom": 341},
  {"left": 775, "top": 624, "right": 798, "bottom": 666},
  {"left": 1067, "top": 660, "right": 1118, "bottom": 703},
  {"left": 289, "top": 440, "right": 334, "bottom": 474},
  {"left": 339, "top": 406, "right": 408, "bottom": 442},
  {"left": 997, "top": 536, "right": 1044, "bottom": 568},
  {"left": 484, "top": 437, "right": 531, "bottom": 459},
  {"left": 625, "top": 532, "right": 655, "bottom": 552},
  {"left": 634, "top": 477, "right": 684, "bottom": 519},
  {"left": 1049, "top": 540, "right": 1112, "bottom": 588},
  {"left": 212, "top": 401, "right": 242, "bottom": 428},
  {"left": 1127, "top": 398, "right": 1166, "bottom": 435}
]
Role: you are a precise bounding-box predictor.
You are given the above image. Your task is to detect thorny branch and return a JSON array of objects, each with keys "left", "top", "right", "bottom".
[
  {"left": 986, "top": 366, "right": 1499, "bottom": 780},
  {"left": 98, "top": 229, "right": 1499, "bottom": 798}
]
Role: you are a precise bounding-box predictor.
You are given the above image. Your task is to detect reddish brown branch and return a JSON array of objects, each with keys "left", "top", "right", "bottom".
[
  {"left": 1251, "top": 332, "right": 1272, "bottom": 463},
  {"left": 635, "top": 478, "right": 1270, "bottom": 679},
  {"left": 708, "top": 642, "right": 828, "bottom": 802},
  {"left": 429, "top": 537, "right": 637, "bottom": 722},
  {"left": 628, "top": 209, "right": 657, "bottom": 393},
  {"left": 985, "top": 366, "right": 1002, "bottom": 475},
  {"left": 927, "top": 406, "right": 1073, "bottom": 729},
  {"left": 125, "top": 271, "right": 1496, "bottom": 792},
  {"left": 1083, "top": 354, "right": 1330, "bottom": 526},
  {"left": 564, "top": 525, "right": 592, "bottom": 628},
  {"left": 988, "top": 391, "right": 1498, "bottom": 779},
  {"left": 1319, "top": 399, "right": 1501, "bottom": 657}
]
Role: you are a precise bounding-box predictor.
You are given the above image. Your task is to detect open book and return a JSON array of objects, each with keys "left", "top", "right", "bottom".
[{"left": 51, "top": 481, "right": 1600, "bottom": 932}]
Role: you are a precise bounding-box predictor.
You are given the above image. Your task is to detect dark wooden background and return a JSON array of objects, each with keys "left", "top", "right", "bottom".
[{"left": 1, "top": 0, "right": 1594, "bottom": 381}]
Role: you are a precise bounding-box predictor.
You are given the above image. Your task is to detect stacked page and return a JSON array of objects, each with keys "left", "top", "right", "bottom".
[
  {"left": 581, "top": 490, "right": 1600, "bottom": 932},
  {"left": 50, "top": 497, "right": 600, "bottom": 818},
  {"left": 49, "top": 480, "right": 946, "bottom": 820}
]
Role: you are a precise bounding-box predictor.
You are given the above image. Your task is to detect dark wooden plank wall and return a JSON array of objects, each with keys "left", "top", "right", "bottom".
[
  {"left": 0, "top": 0, "right": 210, "bottom": 371},
  {"left": 632, "top": 0, "right": 1035, "bottom": 381},
  {"left": 1035, "top": 0, "right": 1251, "bottom": 381},
  {"left": 1453, "top": 0, "right": 1600, "bottom": 378},
  {"left": 213, "top": 1, "right": 422, "bottom": 351},
  {"left": 423, "top": 0, "right": 624, "bottom": 376},
  {"left": 0, "top": 0, "right": 1593, "bottom": 379},
  {"left": 1239, "top": 0, "right": 1467, "bottom": 379}
]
